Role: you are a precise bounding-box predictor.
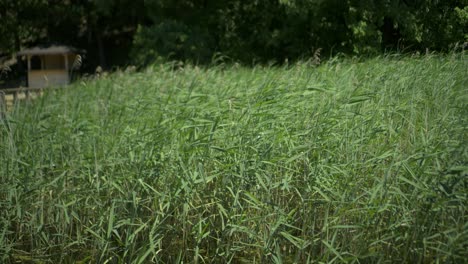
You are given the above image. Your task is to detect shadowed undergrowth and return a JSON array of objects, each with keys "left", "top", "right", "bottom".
[{"left": 1, "top": 54, "right": 467, "bottom": 263}]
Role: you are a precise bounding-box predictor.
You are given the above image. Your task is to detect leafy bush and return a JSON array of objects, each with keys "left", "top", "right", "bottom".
[{"left": 131, "top": 20, "right": 214, "bottom": 66}]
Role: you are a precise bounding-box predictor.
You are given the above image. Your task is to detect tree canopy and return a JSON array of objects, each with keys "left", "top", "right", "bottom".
[{"left": 1, "top": 0, "right": 466, "bottom": 68}]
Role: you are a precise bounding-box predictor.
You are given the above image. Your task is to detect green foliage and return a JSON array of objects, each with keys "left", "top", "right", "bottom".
[
  {"left": 1, "top": 54, "right": 467, "bottom": 262},
  {"left": 0, "top": 0, "right": 48, "bottom": 53},
  {"left": 0, "top": 0, "right": 467, "bottom": 70},
  {"left": 454, "top": 6, "right": 468, "bottom": 42},
  {"left": 131, "top": 21, "right": 214, "bottom": 66},
  {"left": 187, "top": 0, "right": 467, "bottom": 62}
]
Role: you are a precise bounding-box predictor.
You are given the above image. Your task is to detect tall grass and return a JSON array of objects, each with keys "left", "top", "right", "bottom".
[{"left": 1, "top": 54, "right": 467, "bottom": 263}]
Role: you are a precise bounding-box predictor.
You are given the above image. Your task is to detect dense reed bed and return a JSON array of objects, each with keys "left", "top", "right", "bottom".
[{"left": 1, "top": 54, "right": 467, "bottom": 263}]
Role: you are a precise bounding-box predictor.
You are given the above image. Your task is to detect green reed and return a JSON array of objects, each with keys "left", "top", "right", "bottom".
[{"left": 1, "top": 54, "right": 466, "bottom": 263}]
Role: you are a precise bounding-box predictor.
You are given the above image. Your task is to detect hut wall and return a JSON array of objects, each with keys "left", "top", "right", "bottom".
[{"left": 28, "top": 70, "right": 70, "bottom": 88}]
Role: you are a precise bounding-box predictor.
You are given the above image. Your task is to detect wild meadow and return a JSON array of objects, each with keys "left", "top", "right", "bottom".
[{"left": 1, "top": 54, "right": 467, "bottom": 263}]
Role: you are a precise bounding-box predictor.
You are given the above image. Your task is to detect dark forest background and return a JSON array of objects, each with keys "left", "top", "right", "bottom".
[{"left": 1, "top": 0, "right": 467, "bottom": 71}]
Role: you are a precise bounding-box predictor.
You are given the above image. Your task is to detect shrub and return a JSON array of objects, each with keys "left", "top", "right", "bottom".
[{"left": 131, "top": 20, "right": 214, "bottom": 66}]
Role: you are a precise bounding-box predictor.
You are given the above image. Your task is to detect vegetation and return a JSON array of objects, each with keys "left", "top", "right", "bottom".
[
  {"left": 1, "top": 0, "right": 467, "bottom": 68},
  {"left": 1, "top": 54, "right": 467, "bottom": 263}
]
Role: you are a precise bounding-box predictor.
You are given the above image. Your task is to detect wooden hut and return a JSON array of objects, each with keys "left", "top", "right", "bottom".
[{"left": 17, "top": 45, "right": 81, "bottom": 88}]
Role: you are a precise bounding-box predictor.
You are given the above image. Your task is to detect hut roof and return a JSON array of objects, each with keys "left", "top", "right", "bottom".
[{"left": 17, "top": 45, "right": 83, "bottom": 56}]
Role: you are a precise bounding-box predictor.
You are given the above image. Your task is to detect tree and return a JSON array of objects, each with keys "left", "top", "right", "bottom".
[
  {"left": 1, "top": 0, "right": 465, "bottom": 68},
  {"left": 0, "top": 0, "right": 49, "bottom": 54}
]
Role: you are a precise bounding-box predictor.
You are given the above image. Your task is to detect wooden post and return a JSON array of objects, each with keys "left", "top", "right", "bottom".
[
  {"left": 0, "top": 91, "right": 5, "bottom": 117},
  {"left": 13, "top": 90, "right": 18, "bottom": 103}
]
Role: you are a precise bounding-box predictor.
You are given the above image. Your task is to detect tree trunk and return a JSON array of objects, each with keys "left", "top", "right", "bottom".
[{"left": 12, "top": 1, "right": 20, "bottom": 52}]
